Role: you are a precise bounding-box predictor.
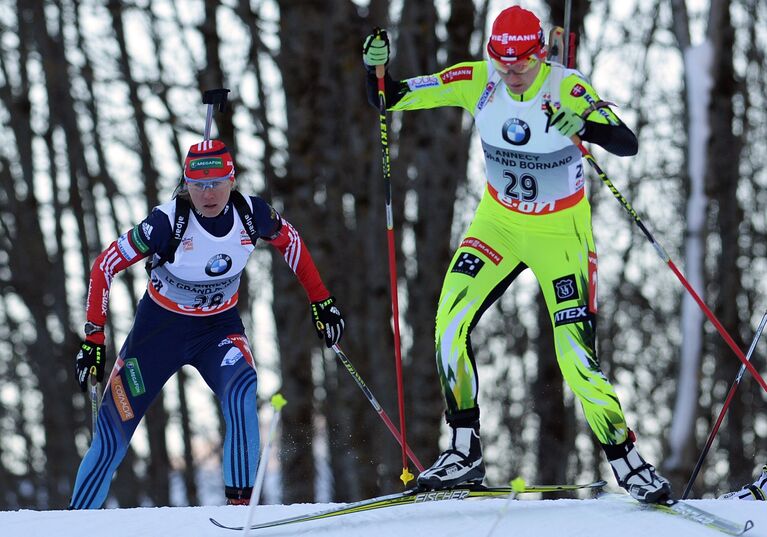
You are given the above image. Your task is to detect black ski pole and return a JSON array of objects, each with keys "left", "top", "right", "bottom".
[
  {"left": 330, "top": 344, "right": 424, "bottom": 472},
  {"left": 89, "top": 374, "right": 99, "bottom": 438},
  {"left": 682, "top": 309, "right": 767, "bottom": 499}
]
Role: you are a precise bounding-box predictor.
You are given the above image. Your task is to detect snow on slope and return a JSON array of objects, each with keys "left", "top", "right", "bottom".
[{"left": 2, "top": 496, "right": 765, "bottom": 537}]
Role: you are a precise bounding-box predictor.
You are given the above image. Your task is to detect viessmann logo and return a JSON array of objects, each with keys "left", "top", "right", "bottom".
[
  {"left": 440, "top": 67, "right": 473, "bottom": 84},
  {"left": 490, "top": 32, "right": 538, "bottom": 44}
]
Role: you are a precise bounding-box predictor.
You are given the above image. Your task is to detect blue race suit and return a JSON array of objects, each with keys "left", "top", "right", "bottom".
[{"left": 70, "top": 194, "right": 329, "bottom": 508}]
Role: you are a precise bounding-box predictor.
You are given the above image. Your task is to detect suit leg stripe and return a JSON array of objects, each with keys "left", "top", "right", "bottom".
[
  {"left": 227, "top": 371, "right": 254, "bottom": 487},
  {"left": 236, "top": 375, "right": 256, "bottom": 486},
  {"left": 72, "top": 413, "right": 117, "bottom": 509},
  {"left": 72, "top": 415, "right": 110, "bottom": 508},
  {"left": 83, "top": 418, "right": 118, "bottom": 508},
  {"left": 229, "top": 375, "right": 246, "bottom": 486}
]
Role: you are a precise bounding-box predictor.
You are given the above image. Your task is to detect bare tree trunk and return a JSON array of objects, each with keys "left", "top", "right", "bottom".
[
  {"left": 19, "top": 0, "right": 100, "bottom": 507},
  {"left": 178, "top": 368, "right": 200, "bottom": 505},
  {"left": 665, "top": 0, "right": 710, "bottom": 491},
  {"left": 706, "top": 0, "right": 748, "bottom": 492},
  {"left": 398, "top": 0, "right": 479, "bottom": 476}
]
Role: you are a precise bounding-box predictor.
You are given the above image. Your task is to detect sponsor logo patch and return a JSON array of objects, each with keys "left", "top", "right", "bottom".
[
  {"left": 205, "top": 254, "right": 232, "bottom": 276},
  {"left": 124, "top": 358, "right": 146, "bottom": 396},
  {"left": 407, "top": 75, "right": 440, "bottom": 90},
  {"left": 477, "top": 82, "right": 496, "bottom": 111},
  {"left": 490, "top": 32, "right": 539, "bottom": 45},
  {"left": 554, "top": 305, "right": 591, "bottom": 326},
  {"left": 141, "top": 222, "right": 153, "bottom": 239},
  {"left": 415, "top": 489, "right": 471, "bottom": 502},
  {"left": 451, "top": 252, "right": 485, "bottom": 278},
  {"left": 117, "top": 234, "right": 138, "bottom": 261},
  {"left": 240, "top": 229, "right": 253, "bottom": 245},
  {"left": 182, "top": 237, "right": 194, "bottom": 251},
  {"left": 460, "top": 237, "right": 503, "bottom": 265},
  {"left": 553, "top": 274, "right": 578, "bottom": 303},
  {"left": 190, "top": 157, "right": 222, "bottom": 170},
  {"left": 440, "top": 67, "right": 473, "bottom": 84},
  {"left": 501, "top": 118, "right": 531, "bottom": 146},
  {"left": 220, "top": 347, "right": 244, "bottom": 367},
  {"left": 131, "top": 226, "right": 149, "bottom": 254},
  {"left": 111, "top": 376, "right": 135, "bottom": 421}
]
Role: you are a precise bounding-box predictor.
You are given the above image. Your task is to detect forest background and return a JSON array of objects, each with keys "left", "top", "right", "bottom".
[{"left": 0, "top": 0, "right": 765, "bottom": 510}]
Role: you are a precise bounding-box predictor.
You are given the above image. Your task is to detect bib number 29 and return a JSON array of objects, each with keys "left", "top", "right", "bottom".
[{"left": 503, "top": 171, "right": 538, "bottom": 201}]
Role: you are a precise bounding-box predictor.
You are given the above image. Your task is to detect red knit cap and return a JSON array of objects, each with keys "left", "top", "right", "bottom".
[
  {"left": 486, "top": 6, "right": 545, "bottom": 63},
  {"left": 183, "top": 140, "right": 235, "bottom": 182}
]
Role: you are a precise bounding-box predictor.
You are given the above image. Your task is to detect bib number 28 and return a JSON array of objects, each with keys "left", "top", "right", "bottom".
[{"left": 192, "top": 293, "right": 225, "bottom": 310}]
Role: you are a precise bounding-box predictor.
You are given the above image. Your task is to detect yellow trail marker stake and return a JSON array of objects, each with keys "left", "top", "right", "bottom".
[
  {"left": 242, "top": 392, "right": 288, "bottom": 537},
  {"left": 485, "top": 476, "right": 526, "bottom": 537}
]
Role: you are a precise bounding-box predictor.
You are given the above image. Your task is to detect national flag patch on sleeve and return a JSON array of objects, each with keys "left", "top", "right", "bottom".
[{"left": 570, "top": 84, "right": 586, "bottom": 97}]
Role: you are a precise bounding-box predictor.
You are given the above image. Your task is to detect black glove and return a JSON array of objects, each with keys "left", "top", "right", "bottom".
[
  {"left": 311, "top": 296, "right": 345, "bottom": 348},
  {"left": 76, "top": 340, "right": 106, "bottom": 392}
]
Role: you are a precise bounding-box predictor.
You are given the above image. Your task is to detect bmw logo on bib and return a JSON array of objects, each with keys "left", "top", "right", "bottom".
[
  {"left": 206, "top": 254, "right": 232, "bottom": 276},
  {"left": 502, "top": 118, "right": 531, "bottom": 146}
]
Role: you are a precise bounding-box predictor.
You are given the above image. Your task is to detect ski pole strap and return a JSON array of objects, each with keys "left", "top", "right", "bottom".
[{"left": 578, "top": 99, "right": 616, "bottom": 121}]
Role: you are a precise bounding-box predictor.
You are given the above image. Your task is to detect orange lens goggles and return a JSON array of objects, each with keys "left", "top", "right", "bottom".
[{"left": 492, "top": 56, "right": 539, "bottom": 75}]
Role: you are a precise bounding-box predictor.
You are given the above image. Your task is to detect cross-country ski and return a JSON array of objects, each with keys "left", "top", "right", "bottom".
[{"left": 209, "top": 480, "right": 608, "bottom": 531}]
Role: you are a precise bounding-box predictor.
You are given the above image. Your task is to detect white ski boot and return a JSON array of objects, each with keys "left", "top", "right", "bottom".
[
  {"left": 417, "top": 422, "right": 485, "bottom": 490},
  {"left": 604, "top": 440, "right": 671, "bottom": 503},
  {"left": 719, "top": 465, "right": 767, "bottom": 500}
]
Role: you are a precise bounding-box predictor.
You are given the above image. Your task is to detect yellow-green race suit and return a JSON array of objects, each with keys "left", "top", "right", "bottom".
[{"left": 389, "top": 61, "right": 630, "bottom": 445}]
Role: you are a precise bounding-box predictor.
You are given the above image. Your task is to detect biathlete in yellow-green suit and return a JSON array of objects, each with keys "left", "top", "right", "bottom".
[{"left": 362, "top": 5, "right": 671, "bottom": 504}]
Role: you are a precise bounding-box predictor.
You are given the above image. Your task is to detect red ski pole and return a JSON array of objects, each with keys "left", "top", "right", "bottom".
[
  {"left": 681, "top": 310, "right": 767, "bottom": 499},
  {"left": 373, "top": 29, "right": 414, "bottom": 487},
  {"left": 574, "top": 140, "right": 767, "bottom": 394}
]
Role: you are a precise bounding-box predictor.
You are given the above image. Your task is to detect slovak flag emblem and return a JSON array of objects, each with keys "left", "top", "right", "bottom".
[{"left": 570, "top": 84, "right": 586, "bottom": 97}]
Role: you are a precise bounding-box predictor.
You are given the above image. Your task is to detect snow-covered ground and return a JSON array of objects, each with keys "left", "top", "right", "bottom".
[{"left": 2, "top": 494, "right": 765, "bottom": 537}]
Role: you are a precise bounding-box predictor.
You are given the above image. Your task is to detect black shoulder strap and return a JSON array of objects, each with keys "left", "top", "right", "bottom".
[
  {"left": 145, "top": 196, "right": 191, "bottom": 275},
  {"left": 230, "top": 191, "right": 261, "bottom": 246},
  {"left": 145, "top": 193, "right": 259, "bottom": 276}
]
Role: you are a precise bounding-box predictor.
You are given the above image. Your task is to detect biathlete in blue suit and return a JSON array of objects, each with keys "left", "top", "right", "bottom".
[{"left": 70, "top": 140, "right": 345, "bottom": 508}]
